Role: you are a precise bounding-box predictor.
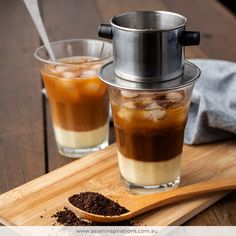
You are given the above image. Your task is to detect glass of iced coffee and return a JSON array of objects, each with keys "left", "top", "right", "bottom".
[
  {"left": 108, "top": 85, "right": 194, "bottom": 193},
  {"left": 35, "top": 39, "right": 112, "bottom": 157}
]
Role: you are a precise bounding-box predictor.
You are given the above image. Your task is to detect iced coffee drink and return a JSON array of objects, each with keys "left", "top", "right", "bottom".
[
  {"left": 98, "top": 10, "right": 200, "bottom": 193},
  {"left": 109, "top": 87, "right": 193, "bottom": 192},
  {"left": 35, "top": 39, "right": 112, "bottom": 157}
]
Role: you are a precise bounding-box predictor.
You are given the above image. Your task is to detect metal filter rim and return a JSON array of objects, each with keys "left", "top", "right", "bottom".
[{"left": 99, "top": 60, "right": 201, "bottom": 91}]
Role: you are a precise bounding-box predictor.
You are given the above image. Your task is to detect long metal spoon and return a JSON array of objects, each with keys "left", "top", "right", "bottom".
[
  {"left": 23, "top": 0, "right": 56, "bottom": 60},
  {"left": 67, "top": 177, "right": 236, "bottom": 223}
]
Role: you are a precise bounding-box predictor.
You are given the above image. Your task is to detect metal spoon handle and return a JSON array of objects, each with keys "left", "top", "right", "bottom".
[{"left": 23, "top": 0, "right": 55, "bottom": 60}]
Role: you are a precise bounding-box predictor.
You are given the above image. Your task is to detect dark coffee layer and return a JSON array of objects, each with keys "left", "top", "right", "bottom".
[
  {"left": 112, "top": 97, "right": 188, "bottom": 162},
  {"left": 48, "top": 95, "right": 109, "bottom": 131},
  {"left": 115, "top": 127, "right": 184, "bottom": 162}
]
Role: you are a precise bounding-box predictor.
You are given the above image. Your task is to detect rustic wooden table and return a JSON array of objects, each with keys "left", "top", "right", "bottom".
[{"left": 0, "top": 0, "right": 235, "bottom": 225}]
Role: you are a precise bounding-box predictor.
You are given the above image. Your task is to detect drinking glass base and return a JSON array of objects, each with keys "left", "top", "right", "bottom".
[
  {"left": 121, "top": 175, "right": 180, "bottom": 195},
  {"left": 57, "top": 140, "right": 109, "bottom": 158}
]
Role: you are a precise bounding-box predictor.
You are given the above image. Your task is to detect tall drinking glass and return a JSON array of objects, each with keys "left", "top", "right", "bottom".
[
  {"left": 35, "top": 39, "right": 112, "bottom": 158},
  {"left": 108, "top": 85, "right": 194, "bottom": 194}
]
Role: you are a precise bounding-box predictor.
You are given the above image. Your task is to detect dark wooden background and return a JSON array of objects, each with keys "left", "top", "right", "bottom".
[{"left": 0, "top": 0, "right": 235, "bottom": 225}]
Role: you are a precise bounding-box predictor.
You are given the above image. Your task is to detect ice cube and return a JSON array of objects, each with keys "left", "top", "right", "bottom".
[
  {"left": 49, "top": 65, "right": 69, "bottom": 74},
  {"left": 85, "top": 82, "right": 100, "bottom": 93},
  {"left": 121, "top": 90, "right": 138, "bottom": 98},
  {"left": 123, "top": 101, "right": 136, "bottom": 109},
  {"left": 80, "top": 70, "right": 97, "bottom": 78},
  {"left": 143, "top": 109, "right": 166, "bottom": 121},
  {"left": 145, "top": 102, "right": 162, "bottom": 110},
  {"left": 61, "top": 71, "right": 76, "bottom": 79},
  {"left": 140, "top": 98, "right": 162, "bottom": 110},
  {"left": 54, "top": 66, "right": 69, "bottom": 73},
  {"left": 166, "top": 92, "right": 183, "bottom": 103},
  {"left": 117, "top": 107, "right": 133, "bottom": 121}
]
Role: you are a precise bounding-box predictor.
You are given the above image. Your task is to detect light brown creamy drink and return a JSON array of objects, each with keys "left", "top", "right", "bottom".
[
  {"left": 35, "top": 39, "right": 112, "bottom": 157},
  {"left": 110, "top": 89, "right": 191, "bottom": 190},
  {"left": 41, "top": 56, "right": 109, "bottom": 156}
]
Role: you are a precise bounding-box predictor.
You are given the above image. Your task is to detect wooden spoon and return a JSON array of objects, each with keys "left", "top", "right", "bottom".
[{"left": 67, "top": 177, "right": 236, "bottom": 223}]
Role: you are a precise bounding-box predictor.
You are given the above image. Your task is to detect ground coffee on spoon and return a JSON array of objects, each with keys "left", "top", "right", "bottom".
[
  {"left": 53, "top": 192, "right": 131, "bottom": 226},
  {"left": 68, "top": 192, "right": 129, "bottom": 216}
]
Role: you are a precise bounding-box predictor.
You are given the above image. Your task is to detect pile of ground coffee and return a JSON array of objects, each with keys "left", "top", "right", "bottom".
[
  {"left": 52, "top": 207, "right": 95, "bottom": 226},
  {"left": 52, "top": 207, "right": 133, "bottom": 226},
  {"left": 68, "top": 192, "right": 129, "bottom": 216}
]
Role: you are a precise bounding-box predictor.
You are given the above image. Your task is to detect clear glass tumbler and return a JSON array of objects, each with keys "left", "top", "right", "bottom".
[
  {"left": 108, "top": 85, "right": 194, "bottom": 193},
  {"left": 35, "top": 39, "right": 112, "bottom": 158}
]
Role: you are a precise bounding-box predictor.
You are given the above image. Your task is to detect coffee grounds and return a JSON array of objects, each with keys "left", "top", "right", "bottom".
[
  {"left": 52, "top": 207, "right": 133, "bottom": 226},
  {"left": 68, "top": 192, "right": 129, "bottom": 216},
  {"left": 52, "top": 207, "right": 95, "bottom": 226}
]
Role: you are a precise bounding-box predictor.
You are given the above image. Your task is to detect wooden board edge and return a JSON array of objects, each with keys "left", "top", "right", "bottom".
[{"left": 0, "top": 216, "right": 16, "bottom": 226}]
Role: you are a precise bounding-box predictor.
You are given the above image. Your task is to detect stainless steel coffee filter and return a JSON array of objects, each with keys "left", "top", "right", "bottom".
[{"left": 99, "top": 11, "right": 200, "bottom": 82}]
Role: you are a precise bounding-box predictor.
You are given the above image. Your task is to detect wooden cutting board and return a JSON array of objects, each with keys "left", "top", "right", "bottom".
[{"left": 0, "top": 140, "right": 236, "bottom": 226}]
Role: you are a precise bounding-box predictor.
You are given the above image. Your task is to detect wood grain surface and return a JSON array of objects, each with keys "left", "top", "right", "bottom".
[
  {"left": 0, "top": 0, "right": 45, "bottom": 193},
  {"left": 0, "top": 141, "right": 235, "bottom": 226},
  {"left": 0, "top": 0, "right": 235, "bottom": 225}
]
